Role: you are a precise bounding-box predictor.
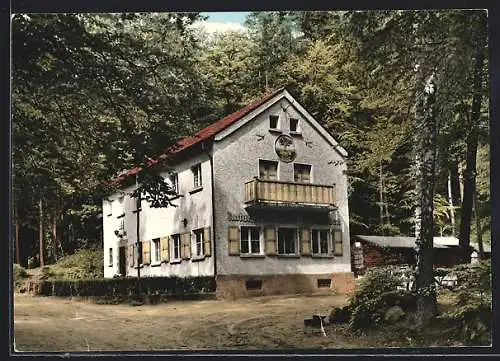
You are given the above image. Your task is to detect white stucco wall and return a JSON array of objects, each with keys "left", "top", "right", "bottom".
[
  {"left": 212, "top": 96, "right": 352, "bottom": 276},
  {"left": 102, "top": 153, "right": 214, "bottom": 278}
]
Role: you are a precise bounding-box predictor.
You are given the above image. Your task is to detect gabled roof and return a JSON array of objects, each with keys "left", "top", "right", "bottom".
[
  {"left": 353, "top": 235, "right": 450, "bottom": 249},
  {"left": 354, "top": 235, "right": 491, "bottom": 253},
  {"left": 115, "top": 87, "right": 286, "bottom": 183}
]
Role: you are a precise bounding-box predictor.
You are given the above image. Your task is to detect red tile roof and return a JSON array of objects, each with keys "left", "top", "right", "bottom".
[{"left": 114, "top": 87, "right": 286, "bottom": 183}]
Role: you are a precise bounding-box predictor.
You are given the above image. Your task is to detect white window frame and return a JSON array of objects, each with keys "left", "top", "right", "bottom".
[
  {"left": 152, "top": 238, "right": 161, "bottom": 263},
  {"left": 108, "top": 247, "right": 113, "bottom": 266},
  {"left": 169, "top": 173, "right": 179, "bottom": 194},
  {"left": 192, "top": 163, "right": 202, "bottom": 189},
  {"left": 171, "top": 234, "right": 181, "bottom": 260},
  {"left": 105, "top": 200, "right": 113, "bottom": 217},
  {"left": 277, "top": 227, "right": 298, "bottom": 255},
  {"left": 193, "top": 229, "right": 204, "bottom": 257},
  {"left": 311, "top": 228, "right": 330, "bottom": 255},
  {"left": 269, "top": 114, "right": 280, "bottom": 130},
  {"left": 258, "top": 159, "right": 279, "bottom": 181},
  {"left": 289, "top": 117, "right": 300, "bottom": 133},
  {"left": 240, "top": 226, "right": 262, "bottom": 255},
  {"left": 293, "top": 163, "right": 312, "bottom": 183}
]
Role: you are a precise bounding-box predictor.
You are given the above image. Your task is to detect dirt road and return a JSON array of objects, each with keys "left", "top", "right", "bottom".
[{"left": 14, "top": 293, "right": 352, "bottom": 352}]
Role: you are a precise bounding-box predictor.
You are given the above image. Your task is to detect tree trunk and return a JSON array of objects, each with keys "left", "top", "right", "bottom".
[
  {"left": 447, "top": 170, "right": 456, "bottom": 237},
  {"left": 39, "top": 198, "right": 44, "bottom": 268},
  {"left": 459, "top": 26, "right": 485, "bottom": 263},
  {"left": 379, "top": 161, "right": 384, "bottom": 226},
  {"left": 413, "top": 73, "right": 438, "bottom": 325},
  {"left": 52, "top": 213, "right": 58, "bottom": 262},
  {"left": 473, "top": 189, "right": 484, "bottom": 259}
]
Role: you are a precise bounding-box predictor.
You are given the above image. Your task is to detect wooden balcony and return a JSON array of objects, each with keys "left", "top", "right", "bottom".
[{"left": 244, "top": 178, "right": 336, "bottom": 211}]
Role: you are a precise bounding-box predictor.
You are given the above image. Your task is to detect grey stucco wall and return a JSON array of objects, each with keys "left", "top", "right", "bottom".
[{"left": 212, "top": 95, "right": 352, "bottom": 276}]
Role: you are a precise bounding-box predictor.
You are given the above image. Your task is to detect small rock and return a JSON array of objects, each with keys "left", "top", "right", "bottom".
[
  {"left": 384, "top": 305, "right": 405, "bottom": 324},
  {"left": 95, "top": 299, "right": 107, "bottom": 305}
]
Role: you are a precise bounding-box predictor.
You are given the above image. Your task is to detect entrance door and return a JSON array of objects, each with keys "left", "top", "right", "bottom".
[{"left": 119, "top": 246, "right": 126, "bottom": 276}]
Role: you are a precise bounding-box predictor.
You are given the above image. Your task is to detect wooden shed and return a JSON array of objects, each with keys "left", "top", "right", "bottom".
[{"left": 351, "top": 235, "right": 486, "bottom": 277}]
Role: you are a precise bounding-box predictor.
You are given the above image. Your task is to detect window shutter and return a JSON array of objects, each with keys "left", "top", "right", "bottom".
[
  {"left": 160, "top": 236, "right": 169, "bottom": 262},
  {"left": 333, "top": 229, "right": 343, "bottom": 256},
  {"left": 142, "top": 240, "right": 151, "bottom": 265},
  {"left": 132, "top": 244, "right": 138, "bottom": 267},
  {"left": 204, "top": 227, "right": 212, "bottom": 257},
  {"left": 264, "top": 227, "right": 277, "bottom": 255},
  {"left": 181, "top": 232, "right": 191, "bottom": 259},
  {"left": 228, "top": 226, "right": 240, "bottom": 255},
  {"left": 300, "top": 229, "right": 311, "bottom": 256},
  {"left": 128, "top": 245, "right": 134, "bottom": 267}
]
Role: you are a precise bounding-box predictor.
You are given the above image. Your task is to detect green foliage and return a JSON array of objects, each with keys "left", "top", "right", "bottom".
[
  {"left": 43, "top": 247, "right": 104, "bottom": 280},
  {"left": 348, "top": 266, "right": 409, "bottom": 329},
  {"left": 13, "top": 263, "right": 28, "bottom": 285},
  {"left": 27, "top": 256, "right": 40, "bottom": 269},
  {"left": 438, "top": 260, "right": 491, "bottom": 344},
  {"left": 373, "top": 223, "right": 400, "bottom": 236},
  {"left": 37, "top": 276, "right": 216, "bottom": 297}
]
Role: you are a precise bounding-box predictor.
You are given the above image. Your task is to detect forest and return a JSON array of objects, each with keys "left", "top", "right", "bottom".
[{"left": 12, "top": 10, "right": 490, "bottom": 268}]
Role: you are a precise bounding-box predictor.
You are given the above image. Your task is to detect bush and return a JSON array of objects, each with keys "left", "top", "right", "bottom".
[
  {"left": 56, "top": 247, "right": 104, "bottom": 279},
  {"left": 348, "top": 266, "right": 412, "bottom": 329},
  {"left": 37, "top": 276, "right": 216, "bottom": 298},
  {"left": 13, "top": 263, "right": 28, "bottom": 286},
  {"left": 27, "top": 256, "right": 39, "bottom": 269},
  {"left": 438, "top": 260, "right": 491, "bottom": 344}
]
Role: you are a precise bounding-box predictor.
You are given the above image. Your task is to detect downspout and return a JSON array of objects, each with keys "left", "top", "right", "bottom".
[{"left": 203, "top": 141, "right": 217, "bottom": 278}]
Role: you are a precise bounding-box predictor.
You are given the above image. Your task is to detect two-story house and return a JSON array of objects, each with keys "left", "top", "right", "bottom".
[{"left": 102, "top": 88, "right": 355, "bottom": 298}]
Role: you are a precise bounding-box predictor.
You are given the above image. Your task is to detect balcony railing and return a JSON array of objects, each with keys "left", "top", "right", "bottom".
[{"left": 244, "top": 178, "right": 336, "bottom": 207}]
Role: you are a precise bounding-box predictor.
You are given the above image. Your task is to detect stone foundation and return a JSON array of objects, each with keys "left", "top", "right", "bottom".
[{"left": 216, "top": 272, "right": 355, "bottom": 300}]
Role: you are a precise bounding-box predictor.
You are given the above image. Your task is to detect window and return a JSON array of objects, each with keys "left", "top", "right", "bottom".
[
  {"left": 290, "top": 118, "right": 299, "bottom": 132},
  {"left": 294, "top": 163, "right": 311, "bottom": 183},
  {"left": 133, "top": 196, "right": 141, "bottom": 212},
  {"left": 311, "top": 229, "right": 329, "bottom": 254},
  {"left": 168, "top": 173, "right": 179, "bottom": 194},
  {"left": 240, "top": 226, "right": 261, "bottom": 254},
  {"left": 277, "top": 228, "right": 297, "bottom": 255},
  {"left": 245, "top": 280, "right": 262, "bottom": 290},
  {"left": 193, "top": 229, "right": 204, "bottom": 257},
  {"left": 171, "top": 234, "right": 181, "bottom": 259},
  {"left": 108, "top": 248, "right": 113, "bottom": 266},
  {"left": 152, "top": 238, "right": 161, "bottom": 263},
  {"left": 317, "top": 279, "right": 332, "bottom": 288},
  {"left": 116, "top": 195, "right": 125, "bottom": 217},
  {"left": 192, "top": 164, "right": 202, "bottom": 189},
  {"left": 104, "top": 200, "right": 112, "bottom": 217},
  {"left": 259, "top": 160, "right": 278, "bottom": 180},
  {"left": 269, "top": 115, "right": 279, "bottom": 129}
]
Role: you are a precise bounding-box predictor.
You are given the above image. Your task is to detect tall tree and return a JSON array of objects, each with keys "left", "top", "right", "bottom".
[
  {"left": 458, "top": 13, "right": 487, "bottom": 262},
  {"left": 413, "top": 73, "right": 438, "bottom": 323}
]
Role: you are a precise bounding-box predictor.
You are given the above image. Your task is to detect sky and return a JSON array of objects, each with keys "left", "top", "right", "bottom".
[{"left": 195, "top": 12, "right": 250, "bottom": 34}]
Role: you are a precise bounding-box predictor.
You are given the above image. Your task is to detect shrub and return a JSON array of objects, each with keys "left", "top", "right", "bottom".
[
  {"left": 37, "top": 276, "right": 216, "bottom": 298},
  {"left": 27, "top": 256, "right": 39, "bottom": 269},
  {"left": 13, "top": 263, "right": 28, "bottom": 286},
  {"left": 348, "top": 266, "right": 411, "bottom": 329},
  {"left": 56, "top": 247, "right": 104, "bottom": 279},
  {"left": 438, "top": 260, "right": 491, "bottom": 344}
]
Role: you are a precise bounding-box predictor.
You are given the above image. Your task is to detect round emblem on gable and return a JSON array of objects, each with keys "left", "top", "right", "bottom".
[{"left": 275, "top": 134, "right": 297, "bottom": 163}]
